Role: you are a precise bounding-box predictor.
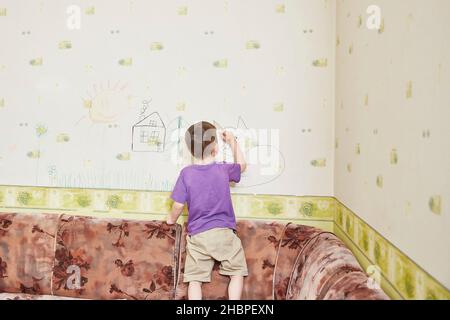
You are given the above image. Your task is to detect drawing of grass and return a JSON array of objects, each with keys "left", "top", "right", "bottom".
[{"left": 56, "top": 170, "right": 174, "bottom": 192}]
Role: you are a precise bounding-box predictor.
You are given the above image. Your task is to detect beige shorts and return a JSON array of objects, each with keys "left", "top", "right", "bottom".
[{"left": 183, "top": 228, "right": 248, "bottom": 283}]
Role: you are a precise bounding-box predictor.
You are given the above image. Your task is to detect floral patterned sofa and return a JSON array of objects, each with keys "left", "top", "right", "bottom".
[{"left": 0, "top": 212, "right": 389, "bottom": 300}]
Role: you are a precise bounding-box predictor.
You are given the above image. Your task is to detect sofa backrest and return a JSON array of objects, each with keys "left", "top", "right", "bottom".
[
  {"left": 52, "top": 215, "right": 180, "bottom": 300},
  {"left": 0, "top": 212, "right": 180, "bottom": 300}
]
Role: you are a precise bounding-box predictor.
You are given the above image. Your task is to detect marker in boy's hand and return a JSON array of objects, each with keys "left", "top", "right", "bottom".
[{"left": 221, "top": 130, "right": 237, "bottom": 145}]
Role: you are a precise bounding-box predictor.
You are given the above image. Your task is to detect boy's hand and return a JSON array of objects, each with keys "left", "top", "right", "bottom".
[
  {"left": 166, "top": 201, "right": 184, "bottom": 226},
  {"left": 222, "top": 130, "right": 247, "bottom": 173},
  {"left": 166, "top": 217, "right": 175, "bottom": 225},
  {"left": 221, "top": 131, "right": 236, "bottom": 146}
]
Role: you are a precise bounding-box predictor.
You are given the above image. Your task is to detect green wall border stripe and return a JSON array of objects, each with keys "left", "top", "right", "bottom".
[{"left": 334, "top": 222, "right": 404, "bottom": 299}]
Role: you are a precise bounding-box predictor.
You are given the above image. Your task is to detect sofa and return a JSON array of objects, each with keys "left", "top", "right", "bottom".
[{"left": 0, "top": 212, "right": 389, "bottom": 300}]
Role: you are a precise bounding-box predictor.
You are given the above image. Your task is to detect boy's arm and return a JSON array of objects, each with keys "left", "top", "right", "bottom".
[
  {"left": 166, "top": 201, "right": 184, "bottom": 225},
  {"left": 222, "top": 131, "right": 247, "bottom": 173}
]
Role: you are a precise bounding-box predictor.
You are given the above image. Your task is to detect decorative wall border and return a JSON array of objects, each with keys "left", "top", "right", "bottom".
[
  {"left": 0, "top": 185, "right": 448, "bottom": 300},
  {"left": 335, "top": 201, "right": 450, "bottom": 300},
  {"left": 0, "top": 185, "right": 336, "bottom": 231}
]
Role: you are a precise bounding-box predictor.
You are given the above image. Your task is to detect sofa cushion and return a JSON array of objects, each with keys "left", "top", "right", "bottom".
[
  {"left": 0, "top": 212, "right": 59, "bottom": 295},
  {"left": 51, "top": 215, "right": 180, "bottom": 300},
  {"left": 175, "top": 220, "right": 286, "bottom": 300}
]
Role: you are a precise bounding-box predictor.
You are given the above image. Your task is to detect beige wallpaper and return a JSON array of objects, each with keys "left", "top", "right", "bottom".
[
  {"left": 335, "top": 0, "right": 450, "bottom": 288},
  {"left": 0, "top": 0, "right": 335, "bottom": 196}
]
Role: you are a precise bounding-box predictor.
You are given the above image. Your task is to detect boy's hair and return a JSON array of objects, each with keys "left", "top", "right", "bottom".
[{"left": 185, "top": 121, "right": 217, "bottom": 159}]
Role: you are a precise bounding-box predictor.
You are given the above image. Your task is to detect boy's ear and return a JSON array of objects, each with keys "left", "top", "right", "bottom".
[{"left": 213, "top": 143, "right": 219, "bottom": 156}]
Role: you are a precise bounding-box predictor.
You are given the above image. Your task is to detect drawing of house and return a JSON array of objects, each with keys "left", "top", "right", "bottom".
[{"left": 132, "top": 112, "right": 166, "bottom": 152}]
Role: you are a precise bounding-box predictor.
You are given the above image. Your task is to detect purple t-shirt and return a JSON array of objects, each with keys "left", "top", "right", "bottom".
[{"left": 170, "top": 162, "right": 241, "bottom": 235}]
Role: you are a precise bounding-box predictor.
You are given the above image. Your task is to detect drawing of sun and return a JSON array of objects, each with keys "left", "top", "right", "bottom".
[{"left": 82, "top": 82, "right": 133, "bottom": 124}]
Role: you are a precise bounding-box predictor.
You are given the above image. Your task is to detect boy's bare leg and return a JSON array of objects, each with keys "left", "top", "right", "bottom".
[
  {"left": 228, "top": 275, "right": 244, "bottom": 300},
  {"left": 188, "top": 281, "right": 203, "bottom": 300}
]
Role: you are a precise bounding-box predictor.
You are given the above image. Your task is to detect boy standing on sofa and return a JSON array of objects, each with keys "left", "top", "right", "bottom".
[{"left": 166, "top": 121, "right": 248, "bottom": 300}]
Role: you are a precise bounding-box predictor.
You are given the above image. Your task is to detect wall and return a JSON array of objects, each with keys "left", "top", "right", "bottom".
[
  {"left": 0, "top": 0, "right": 335, "bottom": 196},
  {"left": 335, "top": 0, "right": 450, "bottom": 289}
]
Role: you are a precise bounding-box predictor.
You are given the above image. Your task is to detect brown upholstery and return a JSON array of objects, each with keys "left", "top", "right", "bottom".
[
  {"left": 0, "top": 213, "right": 59, "bottom": 295},
  {"left": 0, "top": 212, "right": 389, "bottom": 300},
  {"left": 51, "top": 215, "right": 180, "bottom": 300}
]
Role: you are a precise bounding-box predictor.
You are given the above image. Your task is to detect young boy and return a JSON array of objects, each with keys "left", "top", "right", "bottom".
[{"left": 166, "top": 121, "right": 248, "bottom": 300}]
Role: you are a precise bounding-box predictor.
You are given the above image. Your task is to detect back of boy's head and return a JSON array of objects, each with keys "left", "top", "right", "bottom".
[{"left": 185, "top": 121, "right": 217, "bottom": 159}]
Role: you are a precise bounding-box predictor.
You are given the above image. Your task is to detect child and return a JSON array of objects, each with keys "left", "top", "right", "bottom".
[{"left": 166, "top": 121, "right": 248, "bottom": 300}]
